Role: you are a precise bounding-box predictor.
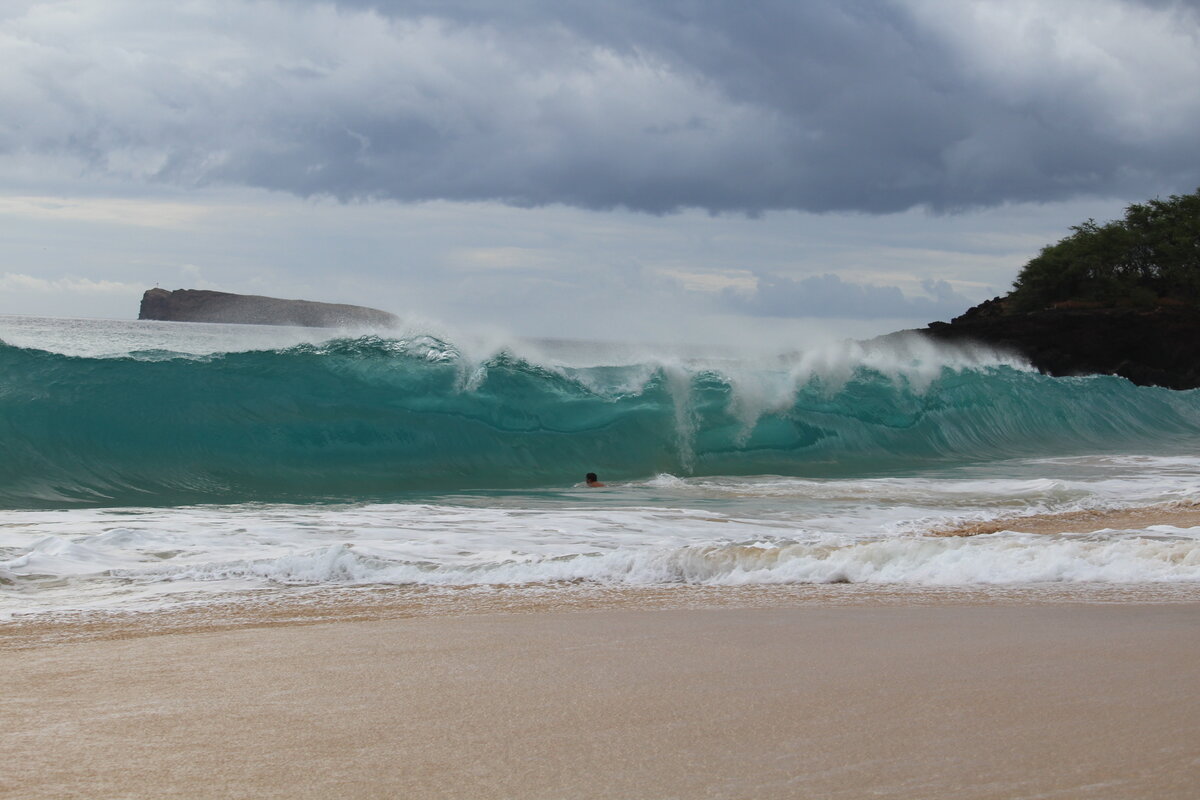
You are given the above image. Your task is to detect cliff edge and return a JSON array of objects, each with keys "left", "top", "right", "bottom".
[
  {"left": 139, "top": 289, "right": 398, "bottom": 328},
  {"left": 919, "top": 297, "right": 1200, "bottom": 390}
]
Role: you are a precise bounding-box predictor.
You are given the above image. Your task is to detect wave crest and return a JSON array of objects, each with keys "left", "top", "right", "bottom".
[{"left": 2, "top": 334, "right": 1198, "bottom": 508}]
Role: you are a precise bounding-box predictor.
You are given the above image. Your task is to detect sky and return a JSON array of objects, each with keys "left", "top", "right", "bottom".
[{"left": 2, "top": 0, "right": 1198, "bottom": 344}]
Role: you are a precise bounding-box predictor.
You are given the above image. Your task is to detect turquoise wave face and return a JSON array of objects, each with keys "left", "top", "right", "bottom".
[{"left": 3, "top": 335, "right": 1200, "bottom": 508}]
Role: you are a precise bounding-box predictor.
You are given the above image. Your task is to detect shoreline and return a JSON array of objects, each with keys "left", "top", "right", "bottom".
[
  {"left": 5, "top": 601, "right": 1198, "bottom": 799},
  {"left": 6, "top": 500, "right": 1200, "bottom": 797},
  {"left": 6, "top": 579, "right": 1200, "bottom": 651},
  {"left": 5, "top": 497, "right": 1200, "bottom": 650},
  {"left": 933, "top": 499, "right": 1200, "bottom": 536}
]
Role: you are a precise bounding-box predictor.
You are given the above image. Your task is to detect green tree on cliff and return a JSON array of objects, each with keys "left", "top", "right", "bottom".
[{"left": 1009, "top": 188, "right": 1200, "bottom": 311}]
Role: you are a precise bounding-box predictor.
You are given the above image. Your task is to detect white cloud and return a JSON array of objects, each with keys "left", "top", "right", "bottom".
[
  {"left": 722, "top": 271, "right": 975, "bottom": 320},
  {"left": 905, "top": 0, "right": 1200, "bottom": 140},
  {"left": 0, "top": 272, "right": 140, "bottom": 294},
  {"left": 0, "top": 195, "right": 207, "bottom": 227},
  {"left": 1, "top": 1, "right": 1195, "bottom": 213},
  {"left": 448, "top": 247, "right": 562, "bottom": 271},
  {"left": 658, "top": 268, "right": 757, "bottom": 293}
]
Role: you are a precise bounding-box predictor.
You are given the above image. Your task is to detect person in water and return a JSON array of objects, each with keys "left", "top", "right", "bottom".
[{"left": 585, "top": 472, "right": 606, "bottom": 487}]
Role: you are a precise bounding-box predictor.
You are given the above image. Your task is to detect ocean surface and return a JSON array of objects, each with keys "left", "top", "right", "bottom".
[{"left": 4, "top": 314, "right": 1200, "bottom": 619}]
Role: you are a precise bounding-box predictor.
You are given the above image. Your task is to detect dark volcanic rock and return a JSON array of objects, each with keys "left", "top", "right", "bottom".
[
  {"left": 919, "top": 297, "right": 1200, "bottom": 389},
  {"left": 139, "top": 289, "right": 398, "bottom": 328}
]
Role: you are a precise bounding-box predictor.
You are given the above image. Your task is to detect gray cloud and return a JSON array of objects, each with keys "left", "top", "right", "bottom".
[
  {"left": 723, "top": 272, "right": 974, "bottom": 320},
  {"left": 3, "top": 0, "right": 1198, "bottom": 214}
]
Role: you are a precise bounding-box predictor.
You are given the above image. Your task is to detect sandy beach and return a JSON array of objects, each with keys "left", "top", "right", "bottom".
[
  {"left": 5, "top": 495, "right": 1200, "bottom": 799},
  {"left": 4, "top": 597, "right": 1198, "bottom": 800}
]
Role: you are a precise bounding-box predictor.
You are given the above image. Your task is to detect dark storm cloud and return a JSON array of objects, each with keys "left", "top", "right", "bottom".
[
  {"left": 4, "top": 0, "right": 1199, "bottom": 213},
  {"left": 723, "top": 272, "right": 973, "bottom": 320}
]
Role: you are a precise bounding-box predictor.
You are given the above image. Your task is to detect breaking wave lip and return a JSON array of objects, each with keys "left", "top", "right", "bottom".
[{"left": 104, "top": 532, "right": 1200, "bottom": 589}]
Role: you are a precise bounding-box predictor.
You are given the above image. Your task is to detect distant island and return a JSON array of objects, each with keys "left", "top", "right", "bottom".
[
  {"left": 918, "top": 187, "right": 1200, "bottom": 389},
  {"left": 139, "top": 288, "right": 398, "bottom": 328}
]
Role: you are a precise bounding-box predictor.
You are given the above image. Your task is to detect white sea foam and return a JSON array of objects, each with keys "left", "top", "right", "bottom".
[
  {"left": 99, "top": 531, "right": 1200, "bottom": 590},
  {"left": 4, "top": 454, "right": 1200, "bottom": 617}
]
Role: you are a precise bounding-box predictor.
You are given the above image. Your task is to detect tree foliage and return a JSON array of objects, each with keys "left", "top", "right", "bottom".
[{"left": 1009, "top": 188, "right": 1200, "bottom": 311}]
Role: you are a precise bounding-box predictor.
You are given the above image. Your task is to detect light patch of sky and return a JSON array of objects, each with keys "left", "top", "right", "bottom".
[
  {"left": 0, "top": 195, "right": 208, "bottom": 227},
  {"left": 657, "top": 268, "right": 757, "bottom": 293},
  {"left": 448, "top": 247, "right": 563, "bottom": 272},
  {"left": 0, "top": 273, "right": 140, "bottom": 294},
  {"left": 907, "top": 0, "right": 1200, "bottom": 139}
]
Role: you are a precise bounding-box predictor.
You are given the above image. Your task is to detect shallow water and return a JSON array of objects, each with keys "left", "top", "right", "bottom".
[{"left": 3, "top": 315, "right": 1200, "bottom": 617}]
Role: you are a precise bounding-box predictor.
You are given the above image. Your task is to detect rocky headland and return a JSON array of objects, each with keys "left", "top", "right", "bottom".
[
  {"left": 915, "top": 188, "right": 1200, "bottom": 390},
  {"left": 139, "top": 288, "right": 398, "bottom": 328},
  {"left": 918, "top": 297, "right": 1200, "bottom": 390}
]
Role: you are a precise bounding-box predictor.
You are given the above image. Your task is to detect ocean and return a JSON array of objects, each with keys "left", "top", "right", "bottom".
[{"left": 4, "top": 314, "right": 1200, "bottom": 620}]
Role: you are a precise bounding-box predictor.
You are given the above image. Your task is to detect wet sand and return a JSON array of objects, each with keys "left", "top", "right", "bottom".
[
  {"left": 4, "top": 601, "right": 1199, "bottom": 799},
  {"left": 935, "top": 500, "right": 1200, "bottom": 536}
]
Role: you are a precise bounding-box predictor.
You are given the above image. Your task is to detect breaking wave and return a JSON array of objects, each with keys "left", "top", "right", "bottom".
[{"left": 3, "top": 333, "right": 1200, "bottom": 508}]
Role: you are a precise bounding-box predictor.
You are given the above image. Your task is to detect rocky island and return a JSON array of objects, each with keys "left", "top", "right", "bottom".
[
  {"left": 139, "top": 288, "right": 398, "bottom": 328},
  {"left": 918, "top": 188, "right": 1200, "bottom": 390}
]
